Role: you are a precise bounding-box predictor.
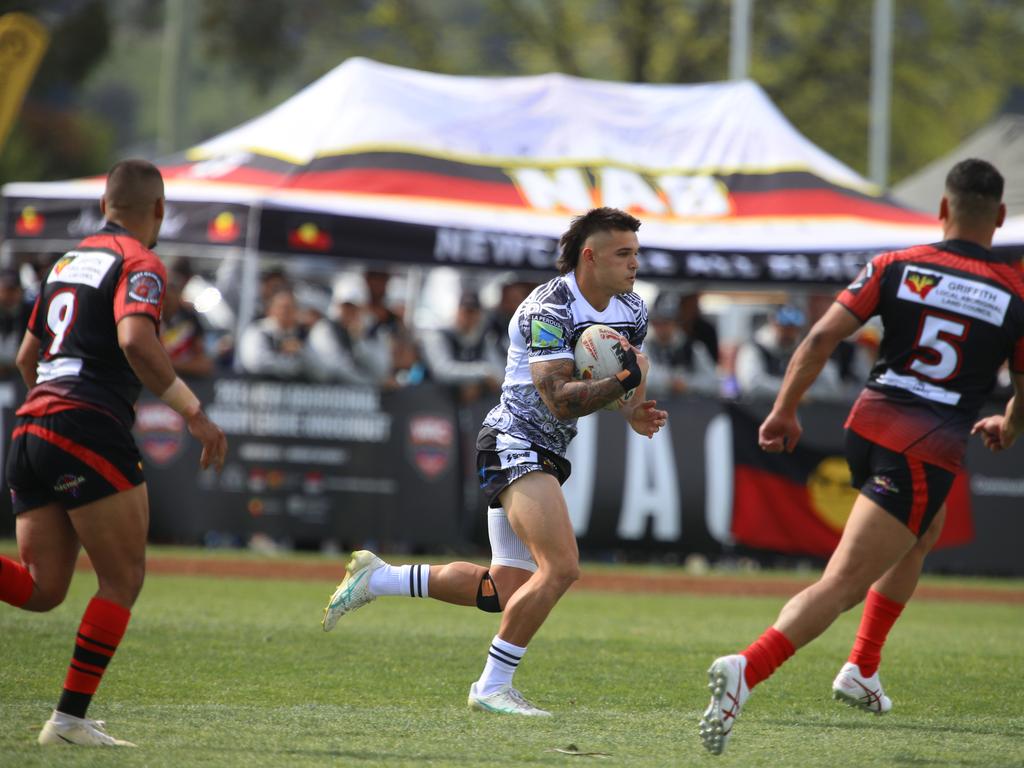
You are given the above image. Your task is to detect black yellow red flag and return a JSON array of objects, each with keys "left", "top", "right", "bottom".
[{"left": 729, "top": 404, "right": 973, "bottom": 557}]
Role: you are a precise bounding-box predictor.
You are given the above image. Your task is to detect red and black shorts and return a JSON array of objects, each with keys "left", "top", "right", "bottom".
[
  {"left": 6, "top": 409, "right": 145, "bottom": 515},
  {"left": 845, "top": 429, "right": 954, "bottom": 537},
  {"left": 476, "top": 427, "right": 572, "bottom": 509}
]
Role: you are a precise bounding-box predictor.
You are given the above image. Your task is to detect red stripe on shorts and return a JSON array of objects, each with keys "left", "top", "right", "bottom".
[
  {"left": 12, "top": 423, "right": 133, "bottom": 491},
  {"left": 907, "top": 457, "right": 928, "bottom": 535}
]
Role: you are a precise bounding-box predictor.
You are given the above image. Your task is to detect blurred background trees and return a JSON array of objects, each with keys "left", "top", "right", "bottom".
[{"left": 3, "top": 0, "right": 1023, "bottom": 187}]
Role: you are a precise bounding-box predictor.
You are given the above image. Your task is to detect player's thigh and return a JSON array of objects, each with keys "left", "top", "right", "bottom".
[
  {"left": 16, "top": 503, "right": 80, "bottom": 604},
  {"left": 68, "top": 483, "right": 149, "bottom": 591},
  {"left": 822, "top": 492, "right": 917, "bottom": 591},
  {"left": 500, "top": 471, "right": 578, "bottom": 571},
  {"left": 915, "top": 502, "right": 946, "bottom": 553}
]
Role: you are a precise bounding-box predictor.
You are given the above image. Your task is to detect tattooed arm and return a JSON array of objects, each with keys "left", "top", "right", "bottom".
[{"left": 531, "top": 358, "right": 626, "bottom": 419}]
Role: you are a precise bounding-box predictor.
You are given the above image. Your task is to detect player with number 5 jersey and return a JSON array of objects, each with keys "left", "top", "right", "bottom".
[{"left": 699, "top": 158, "right": 1024, "bottom": 756}]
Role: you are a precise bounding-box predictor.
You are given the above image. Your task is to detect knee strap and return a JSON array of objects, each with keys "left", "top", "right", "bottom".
[{"left": 476, "top": 571, "right": 501, "bottom": 613}]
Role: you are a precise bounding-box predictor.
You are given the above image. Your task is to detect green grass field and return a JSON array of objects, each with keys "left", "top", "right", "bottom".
[{"left": 1, "top": 551, "right": 1022, "bottom": 767}]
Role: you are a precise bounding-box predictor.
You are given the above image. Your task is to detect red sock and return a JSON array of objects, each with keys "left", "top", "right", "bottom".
[
  {"left": 849, "top": 589, "right": 904, "bottom": 677},
  {"left": 0, "top": 556, "right": 34, "bottom": 607},
  {"left": 741, "top": 627, "right": 796, "bottom": 689},
  {"left": 58, "top": 597, "right": 131, "bottom": 719}
]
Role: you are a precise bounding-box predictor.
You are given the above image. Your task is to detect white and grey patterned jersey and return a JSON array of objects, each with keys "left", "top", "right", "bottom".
[{"left": 480, "top": 271, "right": 648, "bottom": 456}]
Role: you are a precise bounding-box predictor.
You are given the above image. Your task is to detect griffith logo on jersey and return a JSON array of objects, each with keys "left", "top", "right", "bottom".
[
  {"left": 903, "top": 269, "right": 943, "bottom": 299},
  {"left": 896, "top": 264, "right": 1011, "bottom": 326},
  {"left": 53, "top": 255, "right": 75, "bottom": 275}
]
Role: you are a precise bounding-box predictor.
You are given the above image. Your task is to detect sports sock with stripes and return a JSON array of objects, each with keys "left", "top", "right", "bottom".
[
  {"left": 475, "top": 635, "right": 527, "bottom": 696},
  {"left": 849, "top": 589, "right": 904, "bottom": 677},
  {"left": 741, "top": 627, "right": 795, "bottom": 689},
  {"left": 367, "top": 563, "right": 430, "bottom": 598},
  {"left": 57, "top": 596, "right": 131, "bottom": 719},
  {"left": 0, "top": 556, "right": 34, "bottom": 607}
]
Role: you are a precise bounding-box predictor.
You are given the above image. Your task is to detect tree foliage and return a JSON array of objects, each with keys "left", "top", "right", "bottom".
[
  {"left": 0, "top": 0, "right": 112, "bottom": 182},
  {"left": 4, "top": 0, "right": 1024, "bottom": 186}
]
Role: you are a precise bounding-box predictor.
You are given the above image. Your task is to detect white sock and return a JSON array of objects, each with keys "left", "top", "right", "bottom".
[
  {"left": 367, "top": 563, "right": 430, "bottom": 598},
  {"left": 475, "top": 635, "right": 527, "bottom": 696}
]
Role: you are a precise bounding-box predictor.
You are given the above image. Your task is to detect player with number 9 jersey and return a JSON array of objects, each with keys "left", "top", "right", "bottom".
[
  {"left": 19, "top": 222, "right": 168, "bottom": 429},
  {"left": 1, "top": 160, "right": 226, "bottom": 749}
]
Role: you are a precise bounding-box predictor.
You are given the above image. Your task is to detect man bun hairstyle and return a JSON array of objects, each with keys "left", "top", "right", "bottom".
[
  {"left": 945, "top": 158, "right": 1003, "bottom": 222},
  {"left": 556, "top": 207, "right": 641, "bottom": 275}
]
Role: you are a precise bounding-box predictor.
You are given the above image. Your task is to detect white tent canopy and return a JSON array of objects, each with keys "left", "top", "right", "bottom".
[{"left": 4, "top": 57, "right": 948, "bottom": 286}]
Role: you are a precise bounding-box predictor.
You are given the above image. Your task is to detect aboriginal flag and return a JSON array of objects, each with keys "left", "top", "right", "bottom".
[{"left": 729, "top": 405, "right": 973, "bottom": 557}]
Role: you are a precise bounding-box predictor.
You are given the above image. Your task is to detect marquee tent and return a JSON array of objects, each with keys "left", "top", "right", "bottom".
[
  {"left": 3, "top": 57, "right": 948, "bottom": 292},
  {"left": 892, "top": 112, "right": 1024, "bottom": 246}
]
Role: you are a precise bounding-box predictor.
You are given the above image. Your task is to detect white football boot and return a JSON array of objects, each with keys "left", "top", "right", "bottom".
[
  {"left": 38, "top": 713, "right": 136, "bottom": 747},
  {"left": 467, "top": 683, "right": 552, "bottom": 717},
  {"left": 699, "top": 654, "right": 750, "bottom": 755},
  {"left": 322, "top": 550, "right": 385, "bottom": 631},
  {"left": 832, "top": 661, "right": 892, "bottom": 714}
]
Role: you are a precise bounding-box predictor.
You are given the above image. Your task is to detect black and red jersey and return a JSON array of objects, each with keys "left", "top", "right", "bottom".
[
  {"left": 17, "top": 222, "right": 167, "bottom": 429},
  {"left": 837, "top": 239, "right": 1024, "bottom": 471}
]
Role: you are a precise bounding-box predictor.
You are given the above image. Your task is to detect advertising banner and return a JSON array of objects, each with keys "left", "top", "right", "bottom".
[{"left": 0, "top": 383, "right": 1019, "bottom": 574}]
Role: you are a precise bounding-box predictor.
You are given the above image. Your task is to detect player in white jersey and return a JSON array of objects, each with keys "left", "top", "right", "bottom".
[{"left": 321, "top": 208, "right": 668, "bottom": 716}]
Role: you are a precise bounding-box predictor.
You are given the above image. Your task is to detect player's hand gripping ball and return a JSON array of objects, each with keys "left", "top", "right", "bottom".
[{"left": 574, "top": 324, "right": 639, "bottom": 411}]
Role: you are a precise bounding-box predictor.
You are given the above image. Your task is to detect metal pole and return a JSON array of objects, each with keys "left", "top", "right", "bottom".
[
  {"left": 730, "top": 0, "right": 753, "bottom": 80},
  {"left": 158, "top": 0, "right": 191, "bottom": 156},
  {"left": 869, "top": 0, "right": 893, "bottom": 188}
]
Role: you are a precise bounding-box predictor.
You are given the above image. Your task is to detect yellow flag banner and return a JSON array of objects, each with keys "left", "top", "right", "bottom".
[{"left": 0, "top": 12, "right": 49, "bottom": 151}]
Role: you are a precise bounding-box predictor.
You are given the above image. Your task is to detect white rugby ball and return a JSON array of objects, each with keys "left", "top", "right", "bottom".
[{"left": 574, "top": 324, "right": 637, "bottom": 411}]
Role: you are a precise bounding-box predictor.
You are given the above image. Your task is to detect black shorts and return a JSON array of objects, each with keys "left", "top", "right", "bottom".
[
  {"left": 476, "top": 428, "right": 572, "bottom": 509},
  {"left": 6, "top": 409, "right": 145, "bottom": 515},
  {"left": 845, "top": 429, "right": 955, "bottom": 537}
]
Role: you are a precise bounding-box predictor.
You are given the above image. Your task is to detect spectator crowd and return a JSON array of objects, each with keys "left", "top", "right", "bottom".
[{"left": 7, "top": 253, "right": 994, "bottom": 406}]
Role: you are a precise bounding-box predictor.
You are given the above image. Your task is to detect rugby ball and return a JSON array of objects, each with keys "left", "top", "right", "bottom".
[{"left": 574, "top": 324, "right": 637, "bottom": 411}]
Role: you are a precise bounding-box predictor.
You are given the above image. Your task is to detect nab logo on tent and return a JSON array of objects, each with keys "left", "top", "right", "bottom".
[
  {"left": 903, "top": 269, "right": 942, "bottom": 299},
  {"left": 509, "top": 167, "right": 732, "bottom": 218}
]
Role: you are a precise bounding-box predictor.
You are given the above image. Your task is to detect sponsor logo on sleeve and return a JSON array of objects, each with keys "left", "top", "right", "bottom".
[
  {"left": 127, "top": 271, "right": 165, "bottom": 305},
  {"left": 896, "top": 265, "right": 1010, "bottom": 326},
  {"left": 530, "top": 317, "right": 564, "bottom": 350}
]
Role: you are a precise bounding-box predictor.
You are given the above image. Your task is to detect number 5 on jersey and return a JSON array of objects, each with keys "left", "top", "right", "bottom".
[{"left": 909, "top": 312, "right": 968, "bottom": 382}]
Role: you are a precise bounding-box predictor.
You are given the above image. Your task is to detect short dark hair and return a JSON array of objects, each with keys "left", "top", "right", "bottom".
[
  {"left": 105, "top": 159, "right": 164, "bottom": 211},
  {"left": 556, "top": 207, "right": 641, "bottom": 275},
  {"left": 945, "top": 158, "right": 1003, "bottom": 221}
]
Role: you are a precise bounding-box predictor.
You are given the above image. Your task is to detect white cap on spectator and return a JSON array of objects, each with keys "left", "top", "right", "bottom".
[{"left": 332, "top": 276, "right": 369, "bottom": 306}]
